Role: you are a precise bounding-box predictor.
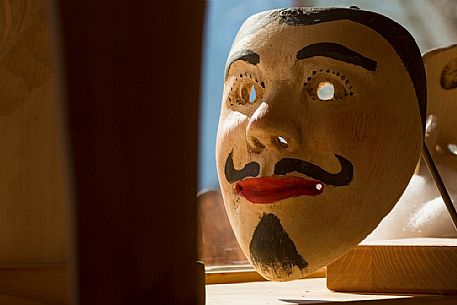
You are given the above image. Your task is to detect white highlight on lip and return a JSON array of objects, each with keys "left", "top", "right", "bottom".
[{"left": 315, "top": 183, "right": 323, "bottom": 191}]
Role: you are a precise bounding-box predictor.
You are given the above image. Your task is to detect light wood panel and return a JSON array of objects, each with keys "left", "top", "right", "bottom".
[
  {"left": 0, "top": 1, "right": 70, "bottom": 303},
  {"left": 0, "top": 0, "right": 68, "bottom": 265},
  {"left": 327, "top": 238, "right": 457, "bottom": 294}
]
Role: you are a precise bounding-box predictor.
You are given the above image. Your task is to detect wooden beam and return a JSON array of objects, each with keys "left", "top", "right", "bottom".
[{"left": 53, "top": 2, "right": 205, "bottom": 304}]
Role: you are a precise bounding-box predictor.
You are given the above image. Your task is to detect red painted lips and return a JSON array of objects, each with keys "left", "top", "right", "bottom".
[{"left": 235, "top": 176, "right": 324, "bottom": 204}]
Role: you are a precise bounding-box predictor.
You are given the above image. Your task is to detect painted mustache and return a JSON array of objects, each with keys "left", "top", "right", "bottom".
[{"left": 224, "top": 151, "right": 353, "bottom": 186}]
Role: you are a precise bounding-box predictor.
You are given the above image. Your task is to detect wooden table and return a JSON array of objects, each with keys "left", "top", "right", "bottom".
[{"left": 206, "top": 278, "right": 457, "bottom": 305}]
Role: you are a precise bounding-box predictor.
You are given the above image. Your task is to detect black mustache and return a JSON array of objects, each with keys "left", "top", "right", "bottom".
[
  {"left": 274, "top": 155, "right": 353, "bottom": 186},
  {"left": 225, "top": 151, "right": 260, "bottom": 184},
  {"left": 224, "top": 152, "right": 353, "bottom": 186}
]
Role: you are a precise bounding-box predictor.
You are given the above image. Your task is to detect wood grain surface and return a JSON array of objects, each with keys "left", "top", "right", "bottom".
[
  {"left": 327, "top": 238, "right": 457, "bottom": 294},
  {"left": 207, "top": 277, "right": 457, "bottom": 305}
]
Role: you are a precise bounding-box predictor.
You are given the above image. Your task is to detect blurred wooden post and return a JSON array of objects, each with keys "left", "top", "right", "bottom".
[{"left": 53, "top": 2, "right": 204, "bottom": 304}]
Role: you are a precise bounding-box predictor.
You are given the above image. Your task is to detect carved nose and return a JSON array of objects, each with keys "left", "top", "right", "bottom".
[
  {"left": 247, "top": 131, "right": 290, "bottom": 152},
  {"left": 246, "top": 102, "right": 300, "bottom": 153}
]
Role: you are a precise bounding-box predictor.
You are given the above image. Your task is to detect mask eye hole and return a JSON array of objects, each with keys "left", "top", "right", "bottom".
[
  {"left": 317, "top": 81, "right": 335, "bottom": 101},
  {"left": 249, "top": 85, "right": 256, "bottom": 104},
  {"left": 304, "top": 70, "right": 352, "bottom": 102},
  {"left": 228, "top": 75, "right": 263, "bottom": 107},
  {"left": 240, "top": 84, "right": 257, "bottom": 104}
]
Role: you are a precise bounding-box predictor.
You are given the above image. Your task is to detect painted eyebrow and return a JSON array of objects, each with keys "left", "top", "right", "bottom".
[
  {"left": 225, "top": 50, "right": 260, "bottom": 78},
  {"left": 296, "top": 42, "right": 377, "bottom": 71}
]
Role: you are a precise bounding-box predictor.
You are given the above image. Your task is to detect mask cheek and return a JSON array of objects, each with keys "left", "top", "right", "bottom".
[
  {"left": 220, "top": 110, "right": 248, "bottom": 135},
  {"left": 217, "top": 112, "right": 251, "bottom": 167}
]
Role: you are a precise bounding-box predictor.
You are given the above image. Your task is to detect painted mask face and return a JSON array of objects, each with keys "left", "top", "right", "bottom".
[
  {"left": 216, "top": 8, "right": 426, "bottom": 281},
  {"left": 423, "top": 44, "right": 457, "bottom": 192}
]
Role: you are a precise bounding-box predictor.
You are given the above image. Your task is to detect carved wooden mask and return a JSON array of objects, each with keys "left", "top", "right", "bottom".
[
  {"left": 216, "top": 7, "right": 426, "bottom": 280},
  {"left": 423, "top": 44, "right": 457, "bottom": 186}
]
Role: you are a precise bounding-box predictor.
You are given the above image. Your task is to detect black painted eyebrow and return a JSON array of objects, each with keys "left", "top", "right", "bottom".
[
  {"left": 296, "top": 42, "right": 377, "bottom": 71},
  {"left": 225, "top": 50, "right": 260, "bottom": 78}
]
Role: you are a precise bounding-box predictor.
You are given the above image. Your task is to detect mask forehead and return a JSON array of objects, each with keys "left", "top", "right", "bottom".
[
  {"left": 226, "top": 7, "right": 426, "bottom": 128},
  {"left": 228, "top": 20, "right": 399, "bottom": 82},
  {"left": 216, "top": 7, "right": 424, "bottom": 281}
]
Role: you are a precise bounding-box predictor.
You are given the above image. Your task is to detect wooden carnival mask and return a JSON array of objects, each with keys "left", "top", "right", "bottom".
[
  {"left": 423, "top": 44, "right": 457, "bottom": 186},
  {"left": 216, "top": 7, "right": 426, "bottom": 281}
]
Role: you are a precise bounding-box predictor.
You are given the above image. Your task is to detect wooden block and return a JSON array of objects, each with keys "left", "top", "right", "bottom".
[{"left": 327, "top": 238, "right": 457, "bottom": 294}]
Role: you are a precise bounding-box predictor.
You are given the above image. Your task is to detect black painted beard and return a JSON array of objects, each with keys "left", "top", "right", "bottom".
[{"left": 249, "top": 213, "right": 308, "bottom": 279}]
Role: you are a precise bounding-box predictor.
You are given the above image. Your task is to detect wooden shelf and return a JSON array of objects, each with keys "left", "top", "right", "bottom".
[
  {"left": 205, "top": 265, "right": 325, "bottom": 285},
  {"left": 206, "top": 277, "right": 457, "bottom": 305}
]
